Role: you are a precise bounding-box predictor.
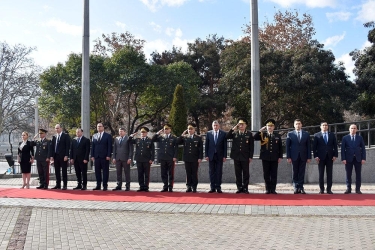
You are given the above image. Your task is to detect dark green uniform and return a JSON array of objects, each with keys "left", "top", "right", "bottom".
[
  {"left": 253, "top": 132, "right": 283, "bottom": 193},
  {"left": 178, "top": 134, "right": 203, "bottom": 191},
  {"left": 31, "top": 138, "right": 51, "bottom": 188}
]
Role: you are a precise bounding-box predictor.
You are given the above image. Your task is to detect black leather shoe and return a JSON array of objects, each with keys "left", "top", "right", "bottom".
[
  {"left": 144, "top": 189, "right": 149, "bottom": 192},
  {"left": 137, "top": 189, "right": 143, "bottom": 192},
  {"left": 160, "top": 189, "right": 168, "bottom": 192},
  {"left": 192, "top": 189, "right": 197, "bottom": 193},
  {"left": 168, "top": 188, "right": 173, "bottom": 192},
  {"left": 125, "top": 187, "right": 130, "bottom": 191},
  {"left": 344, "top": 189, "right": 351, "bottom": 194},
  {"left": 36, "top": 186, "right": 44, "bottom": 189},
  {"left": 300, "top": 189, "right": 306, "bottom": 194},
  {"left": 327, "top": 190, "right": 333, "bottom": 194},
  {"left": 236, "top": 190, "right": 243, "bottom": 194},
  {"left": 186, "top": 187, "right": 192, "bottom": 192},
  {"left": 62, "top": 186, "right": 67, "bottom": 190},
  {"left": 51, "top": 186, "right": 61, "bottom": 190},
  {"left": 265, "top": 190, "right": 270, "bottom": 194},
  {"left": 319, "top": 190, "right": 324, "bottom": 194},
  {"left": 243, "top": 190, "right": 250, "bottom": 194},
  {"left": 271, "top": 190, "right": 277, "bottom": 194},
  {"left": 112, "top": 186, "right": 121, "bottom": 191},
  {"left": 73, "top": 186, "right": 82, "bottom": 190},
  {"left": 103, "top": 187, "right": 108, "bottom": 191},
  {"left": 93, "top": 187, "right": 101, "bottom": 191},
  {"left": 294, "top": 188, "right": 298, "bottom": 194},
  {"left": 208, "top": 189, "right": 216, "bottom": 193},
  {"left": 217, "top": 189, "right": 223, "bottom": 193},
  {"left": 356, "top": 190, "right": 362, "bottom": 194},
  {"left": 81, "top": 186, "right": 87, "bottom": 190},
  {"left": 44, "top": 186, "right": 48, "bottom": 190}
]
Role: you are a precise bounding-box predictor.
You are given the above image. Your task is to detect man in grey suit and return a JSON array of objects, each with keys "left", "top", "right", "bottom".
[
  {"left": 286, "top": 119, "right": 311, "bottom": 194},
  {"left": 112, "top": 128, "right": 133, "bottom": 191}
]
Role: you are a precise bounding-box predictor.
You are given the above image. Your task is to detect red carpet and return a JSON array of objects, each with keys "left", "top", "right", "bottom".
[{"left": 1, "top": 187, "right": 375, "bottom": 206}]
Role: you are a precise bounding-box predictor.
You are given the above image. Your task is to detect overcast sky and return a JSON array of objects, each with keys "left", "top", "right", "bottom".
[{"left": 1, "top": 0, "right": 374, "bottom": 79}]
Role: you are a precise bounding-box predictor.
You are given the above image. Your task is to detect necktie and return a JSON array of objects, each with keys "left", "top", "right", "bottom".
[
  {"left": 55, "top": 134, "right": 60, "bottom": 152},
  {"left": 77, "top": 137, "right": 80, "bottom": 145},
  {"left": 98, "top": 133, "right": 102, "bottom": 142},
  {"left": 297, "top": 132, "right": 301, "bottom": 142},
  {"left": 352, "top": 136, "right": 355, "bottom": 142},
  {"left": 214, "top": 132, "right": 218, "bottom": 144},
  {"left": 324, "top": 133, "right": 328, "bottom": 144}
]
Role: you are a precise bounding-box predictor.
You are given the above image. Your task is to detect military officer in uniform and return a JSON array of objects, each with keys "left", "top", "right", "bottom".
[
  {"left": 226, "top": 118, "right": 254, "bottom": 194},
  {"left": 32, "top": 129, "right": 50, "bottom": 189},
  {"left": 253, "top": 119, "right": 283, "bottom": 194},
  {"left": 152, "top": 124, "right": 178, "bottom": 192},
  {"left": 178, "top": 124, "right": 203, "bottom": 193},
  {"left": 129, "top": 127, "right": 154, "bottom": 192}
]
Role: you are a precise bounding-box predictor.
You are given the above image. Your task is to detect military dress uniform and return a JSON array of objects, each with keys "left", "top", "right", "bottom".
[
  {"left": 129, "top": 127, "right": 154, "bottom": 191},
  {"left": 31, "top": 129, "right": 51, "bottom": 189},
  {"left": 253, "top": 119, "right": 283, "bottom": 194},
  {"left": 152, "top": 124, "right": 178, "bottom": 192},
  {"left": 178, "top": 130, "right": 203, "bottom": 192},
  {"left": 226, "top": 118, "right": 254, "bottom": 193}
]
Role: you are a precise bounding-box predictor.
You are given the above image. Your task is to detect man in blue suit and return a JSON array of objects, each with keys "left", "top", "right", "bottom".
[
  {"left": 205, "top": 121, "right": 227, "bottom": 193},
  {"left": 286, "top": 119, "right": 311, "bottom": 194},
  {"left": 91, "top": 123, "right": 112, "bottom": 191},
  {"left": 313, "top": 122, "right": 338, "bottom": 194},
  {"left": 341, "top": 124, "right": 366, "bottom": 194}
]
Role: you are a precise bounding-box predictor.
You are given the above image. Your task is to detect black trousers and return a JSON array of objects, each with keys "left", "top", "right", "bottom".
[
  {"left": 94, "top": 157, "right": 109, "bottom": 188},
  {"left": 160, "top": 160, "right": 175, "bottom": 189},
  {"left": 318, "top": 155, "right": 333, "bottom": 191},
  {"left": 345, "top": 156, "right": 362, "bottom": 191},
  {"left": 185, "top": 161, "right": 199, "bottom": 188},
  {"left": 292, "top": 155, "right": 307, "bottom": 189},
  {"left": 137, "top": 162, "right": 150, "bottom": 190},
  {"left": 36, "top": 160, "right": 49, "bottom": 187},
  {"left": 208, "top": 154, "right": 223, "bottom": 190},
  {"left": 74, "top": 159, "right": 88, "bottom": 186},
  {"left": 262, "top": 160, "right": 278, "bottom": 191},
  {"left": 234, "top": 160, "right": 250, "bottom": 190},
  {"left": 54, "top": 154, "right": 68, "bottom": 187},
  {"left": 116, "top": 160, "right": 130, "bottom": 188}
]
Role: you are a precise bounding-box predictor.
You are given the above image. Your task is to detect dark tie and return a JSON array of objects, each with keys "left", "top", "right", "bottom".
[
  {"left": 298, "top": 132, "right": 301, "bottom": 142},
  {"left": 55, "top": 135, "right": 60, "bottom": 152},
  {"left": 324, "top": 133, "right": 328, "bottom": 144},
  {"left": 214, "top": 132, "right": 218, "bottom": 144},
  {"left": 98, "top": 133, "right": 102, "bottom": 142},
  {"left": 77, "top": 137, "right": 80, "bottom": 145},
  {"left": 119, "top": 137, "right": 123, "bottom": 145}
]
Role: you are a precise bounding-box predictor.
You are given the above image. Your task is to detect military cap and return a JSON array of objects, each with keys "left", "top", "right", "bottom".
[
  {"left": 38, "top": 129, "right": 48, "bottom": 134},
  {"left": 164, "top": 124, "right": 172, "bottom": 130},
  {"left": 237, "top": 117, "right": 248, "bottom": 125},
  {"left": 265, "top": 119, "right": 276, "bottom": 126},
  {"left": 140, "top": 127, "right": 149, "bottom": 133},
  {"left": 187, "top": 123, "right": 196, "bottom": 130}
]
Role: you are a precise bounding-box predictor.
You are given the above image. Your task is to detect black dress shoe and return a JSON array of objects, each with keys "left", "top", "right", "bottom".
[
  {"left": 327, "top": 190, "right": 333, "bottom": 194},
  {"left": 160, "top": 189, "right": 168, "bottom": 192},
  {"left": 319, "top": 190, "right": 324, "bottom": 194},
  {"left": 137, "top": 189, "right": 143, "bottom": 192},
  {"left": 294, "top": 188, "right": 298, "bottom": 194},
  {"left": 356, "top": 190, "right": 362, "bottom": 194},
  {"left": 243, "top": 190, "right": 250, "bottom": 194},
  {"left": 265, "top": 190, "right": 270, "bottom": 194},
  {"left": 44, "top": 186, "right": 48, "bottom": 189},
  {"left": 81, "top": 186, "right": 87, "bottom": 190},
  {"left": 144, "top": 189, "right": 149, "bottom": 192},
  {"left": 51, "top": 186, "right": 61, "bottom": 190},
  {"left": 271, "top": 190, "right": 277, "bottom": 194},
  {"left": 62, "top": 186, "right": 67, "bottom": 190},
  {"left": 168, "top": 188, "right": 173, "bottom": 192},
  {"left": 236, "top": 190, "right": 243, "bottom": 194},
  {"left": 192, "top": 189, "right": 197, "bottom": 193},
  {"left": 73, "top": 186, "right": 82, "bottom": 190},
  {"left": 125, "top": 187, "right": 130, "bottom": 191},
  {"left": 93, "top": 187, "right": 101, "bottom": 190},
  {"left": 186, "top": 187, "right": 192, "bottom": 192},
  {"left": 217, "top": 189, "right": 223, "bottom": 193},
  {"left": 103, "top": 187, "right": 108, "bottom": 191},
  {"left": 36, "top": 186, "right": 44, "bottom": 189},
  {"left": 112, "top": 186, "right": 121, "bottom": 191},
  {"left": 208, "top": 189, "right": 216, "bottom": 193},
  {"left": 344, "top": 189, "right": 351, "bottom": 194},
  {"left": 300, "top": 189, "right": 306, "bottom": 194}
]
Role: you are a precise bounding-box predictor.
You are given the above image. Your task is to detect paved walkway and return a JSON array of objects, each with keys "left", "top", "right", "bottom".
[{"left": 1, "top": 178, "right": 375, "bottom": 249}]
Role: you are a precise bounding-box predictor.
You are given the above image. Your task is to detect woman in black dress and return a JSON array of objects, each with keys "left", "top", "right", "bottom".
[{"left": 18, "top": 131, "right": 34, "bottom": 188}]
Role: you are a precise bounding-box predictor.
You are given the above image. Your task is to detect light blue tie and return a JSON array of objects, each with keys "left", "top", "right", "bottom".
[{"left": 324, "top": 133, "right": 328, "bottom": 144}]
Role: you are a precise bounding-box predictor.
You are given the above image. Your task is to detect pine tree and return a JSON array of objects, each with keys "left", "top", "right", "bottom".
[{"left": 169, "top": 84, "right": 187, "bottom": 136}]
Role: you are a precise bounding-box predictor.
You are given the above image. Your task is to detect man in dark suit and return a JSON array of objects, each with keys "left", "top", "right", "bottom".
[
  {"left": 31, "top": 128, "right": 50, "bottom": 189},
  {"left": 313, "top": 122, "right": 338, "bottom": 194},
  {"left": 129, "top": 127, "right": 154, "bottom": 192},
  {"left": 152, "top": 124, "right": 178, "bottom": 192},
  {"left": 341, "top": 124, "right": 366, "bottom": 194},
  {"left": 226, "top": 118, "right": 254, "bottom": 194},
  {"left": 70, "top": 128, "right": 90, "bottom": 190},
  {"left": 286, "top": 119, "right": 311, "bottom": 194},
  {"left": 91, "top": 123, "right": 112, "bottom": 191},
  {"left": 112, "top": 127, "right": 133, "bottom": 191},
  {"left": 49, "top": 124, "right": 71, "bottom": 190},
  {"left": 253, "top": 119, "right": 283, "bottom": 194},
  {"left": 178, "top": 124, "right": 203, "bottom": 193},
  {"left": 205, "top": 120, "right": 227, "bottom": 193}
]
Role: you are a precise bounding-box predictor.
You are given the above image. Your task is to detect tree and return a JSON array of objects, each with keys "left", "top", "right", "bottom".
[
  {"left": 169, "top": 84, "right": 187, "bottom": 136},
  {"left": 0, "top": 42, "right": 40, "bottom": 148},
  {"left": 350, "top": 22, "right": 375, "bottom": 116}
]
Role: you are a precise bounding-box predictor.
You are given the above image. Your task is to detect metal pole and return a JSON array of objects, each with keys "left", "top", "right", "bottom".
[
  {"left": 251, "top": 0, "right": 261, "bottom": 156},
  {"left": 82, "top": 0, "right": 90, "bottom": 139},
  {"left": 35, "top": 97, "right": 39, "bottom": 135}
]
